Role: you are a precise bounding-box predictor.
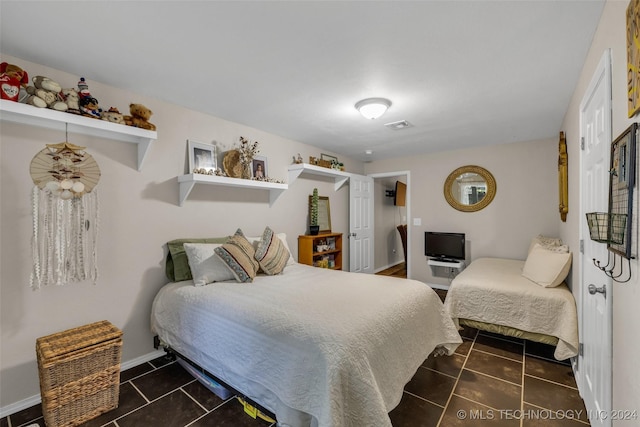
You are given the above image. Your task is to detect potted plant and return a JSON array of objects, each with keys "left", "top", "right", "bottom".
[{"left": 310, "top": 188, "right": 320, "bottom": 235}]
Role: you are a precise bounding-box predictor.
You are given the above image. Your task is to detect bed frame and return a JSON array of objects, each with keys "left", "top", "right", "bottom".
[{"left": 153, "top": 336, "right": 276, "bottom": 421}]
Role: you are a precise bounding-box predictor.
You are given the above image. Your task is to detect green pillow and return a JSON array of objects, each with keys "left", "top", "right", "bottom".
[{"left": 166, "top": 237, "right": 228, "bottom": 282}]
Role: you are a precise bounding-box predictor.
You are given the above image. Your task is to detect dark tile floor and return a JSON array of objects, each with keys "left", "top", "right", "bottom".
[{"left": 2, "top": 326, "right": 590, "bottom": 427}]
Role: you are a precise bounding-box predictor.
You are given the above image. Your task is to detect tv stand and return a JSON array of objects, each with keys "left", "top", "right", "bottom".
[{"left": 427, "top": 258, "right": 465, "bottom": 269}]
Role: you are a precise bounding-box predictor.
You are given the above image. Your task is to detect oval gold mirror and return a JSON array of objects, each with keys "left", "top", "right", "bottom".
[{"left": 444, "top": 165, "right": 496, "bottom": 212}]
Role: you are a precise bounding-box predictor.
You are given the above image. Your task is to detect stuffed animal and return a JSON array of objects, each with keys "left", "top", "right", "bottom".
[
  {"left": 123, "top": 103, "right": 156, "bottom": 131},
  {"left": 101, "top": 107, "right": 124, "bottom": 124},
  {"left": 0, "top": 62, "right": 29, "bottom": 101},
  {"left": 77, "top": 77, "right": 101, "bottom": 119},
  {"left": 25, "top": 76, "right": 67, "bottom": 111},
  {"left": 61, "top": 88, "right": 81, "bottom": 114}
]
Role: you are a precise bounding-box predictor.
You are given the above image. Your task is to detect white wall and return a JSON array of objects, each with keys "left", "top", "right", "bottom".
[
  {"left": 373, "top": 177, "right": 406, "bottom": 271},
  {"left": 366, "top": 138, "right": 560, "bottom": 287},
  {"left": 0, "top": 54, "right": 362, "bottom": 410},
  {"left": 558, "top": 1, "right": 640, "bottom": 421}
]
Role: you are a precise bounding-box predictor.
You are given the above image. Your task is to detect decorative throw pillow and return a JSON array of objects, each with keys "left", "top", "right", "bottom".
[
  {"left": 214, "top": 230, "right": 259, "bottom": 282},
  {"left": 165, "top": 237, "right": 229, "bottom": 282},
  {"left": 255, "top": 227, "right": 290, "bottom": 275},
  {"left": 528, "top": 235, "right": 563, "bottom": 255},
  {"left": 522, "top": 243, "right": 572, "bottom": 288},
  {"left": 246, "top": 233, "right": 296, "bottom": 265},
  {"left": 183, "top": 243, "right": 236, "bottom": 286}
]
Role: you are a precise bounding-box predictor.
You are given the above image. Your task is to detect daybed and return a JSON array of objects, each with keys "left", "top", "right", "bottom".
[
  {"left": 151, "top": 230, "right": 462, "bottom": 427},
  {"left": 443, "top": 239, "right": 579, "bottom": 360}
]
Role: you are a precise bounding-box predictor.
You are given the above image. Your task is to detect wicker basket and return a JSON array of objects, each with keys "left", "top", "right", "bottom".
[{"left": 36, "top": 320, "right": 122, "bottom": 427}]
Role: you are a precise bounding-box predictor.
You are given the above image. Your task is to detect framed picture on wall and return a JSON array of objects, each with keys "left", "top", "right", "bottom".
[
  {"left": 188, "top": 140, "right": 217, "bottom": 174},
  {"left": 627, "top": 0, "right": 640, "bottom": 117},
  {"left": 252, "top": 155, "right": 267, "bottom": 179}
]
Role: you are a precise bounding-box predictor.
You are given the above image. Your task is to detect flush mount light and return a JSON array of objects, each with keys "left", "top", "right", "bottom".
[{"left": 355, "top": 98, "right": 391, "bottom": 120}]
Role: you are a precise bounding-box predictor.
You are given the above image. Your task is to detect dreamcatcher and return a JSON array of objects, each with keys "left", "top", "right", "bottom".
[{"left": 30, "top": 132, "right": 101, "bottom": 289}]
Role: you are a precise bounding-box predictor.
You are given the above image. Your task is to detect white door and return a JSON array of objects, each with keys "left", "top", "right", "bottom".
[
  {"left": 579, "top": 49, "right": 612, "bottom": 427},
  {"left": 349, "top": 174, "right": 374, "bottom": 273}
]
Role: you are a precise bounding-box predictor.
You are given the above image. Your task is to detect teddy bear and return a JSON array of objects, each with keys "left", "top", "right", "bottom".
[
  {"left": 101, "top": 107, "right": 125, "bottom": 124},
  {"left": 61, "top": 88, "right": 81, "bottom": 114},
  {"left": 25, "top": 76, "right": 67, "bottom": 111},
  {"left": 123, "top": 103, "right": 156, "bottom": 131},
  {"left": 0, "top": 62, "right": 29, "bottom": 101}
]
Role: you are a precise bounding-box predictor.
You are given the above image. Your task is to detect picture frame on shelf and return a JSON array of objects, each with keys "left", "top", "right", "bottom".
[
  {"left": 320, "top": 153, "right": 338, "bottom": 163},
  {"left": 188, "top": 140, "right": 216, "bottom": 174},
  {"left": 252, "top": 155, "right": 267, "bottom": 179}
]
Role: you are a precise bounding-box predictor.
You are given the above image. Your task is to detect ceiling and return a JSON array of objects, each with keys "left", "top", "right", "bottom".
[{"left": 0, "top": 1, "right": 605, "bottom": 162}]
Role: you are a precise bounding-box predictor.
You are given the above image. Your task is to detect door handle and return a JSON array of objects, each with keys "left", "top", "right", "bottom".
[
  {"left": 348, "top": 232, "right": 357, "bottom": 238},
  {"left": 588, "top": 284, "right": 606, "bottom": 298}
]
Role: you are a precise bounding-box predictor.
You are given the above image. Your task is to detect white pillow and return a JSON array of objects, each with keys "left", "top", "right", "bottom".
[
  {"left": 183, "top": 243, "right": 235, "bottom": 286},
  {"left": 522, "top": 243, "right": 572, "bottom": 288},
  {"left": 528, "top": 235, "right": 563, "bottom": 255}
]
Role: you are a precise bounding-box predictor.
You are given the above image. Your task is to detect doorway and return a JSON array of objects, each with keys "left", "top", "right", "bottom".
[{"left": 369, "top": 171, "right": 411, "bottom": 278}]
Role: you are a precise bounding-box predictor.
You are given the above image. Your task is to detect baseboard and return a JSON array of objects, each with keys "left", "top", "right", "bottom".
[{"left": 0, "top": 349, "right": 166, "bottom": 419}]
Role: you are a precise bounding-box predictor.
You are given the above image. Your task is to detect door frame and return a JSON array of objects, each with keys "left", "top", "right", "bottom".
[{"left": 368, "top": 171, "right": 411, "bottom": 278}]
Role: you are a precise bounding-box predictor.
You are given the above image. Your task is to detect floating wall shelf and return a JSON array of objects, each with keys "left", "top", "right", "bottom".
[
  {"left": 287, "top": 163, "right": 350, "bottom": 191},
  {"left": 0, "top": 100, "right": 157, "bottom": 171},
  {"left": 177, "top": 174, "right": 288, "bottom": 207}
]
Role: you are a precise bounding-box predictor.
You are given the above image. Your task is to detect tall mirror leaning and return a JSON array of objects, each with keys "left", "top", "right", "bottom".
[{"left": 444, "top": 165, "right": 496, "bottom": 212}]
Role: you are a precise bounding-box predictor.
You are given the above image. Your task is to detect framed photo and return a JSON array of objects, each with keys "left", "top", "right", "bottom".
[
  {"left": 252, "top": 155, "right": 267, "bottom": 179},
  {"left": 320, "top": 153, "right": 338, "bottom": 163},
  {"left": 188, "top": 140, "right": 217, "bottom": 174}
]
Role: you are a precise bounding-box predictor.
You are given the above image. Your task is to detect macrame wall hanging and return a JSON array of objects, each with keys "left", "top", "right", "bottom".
[{"left": 29, "top": 130, "right": 101, "bottom": 289}]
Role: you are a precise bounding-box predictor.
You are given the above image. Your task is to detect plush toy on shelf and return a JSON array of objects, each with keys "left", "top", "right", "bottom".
[
  {"left": 101, "top": 107, "right": 125, "bottom": 124},
  {"left": 25, "top": 76, "right": 68, "bottom": 111},
  {"left": 77, "top": 77, "right": 101, "bottom": 119},
  {"left": 0, "top": 62, "right": 29, "bottom": 101},
  {"left": 123, "top": 103, "right": 156, "bottom": 131},
  {"left": 61, "top": 88, "right": 81, "bottom": 114}
]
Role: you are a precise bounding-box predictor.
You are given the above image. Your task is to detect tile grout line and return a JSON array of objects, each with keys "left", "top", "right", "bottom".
[
  {"left": 435, "top": 328, "right": 478, "bottom": 427},
  {"left": 523, "top": 372, "right": 580, "bottom": 391}
]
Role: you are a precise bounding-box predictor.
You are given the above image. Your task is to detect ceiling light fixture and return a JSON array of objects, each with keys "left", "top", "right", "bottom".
[{"left": 355, "top": 98, "right": 391, "bottom": 120}]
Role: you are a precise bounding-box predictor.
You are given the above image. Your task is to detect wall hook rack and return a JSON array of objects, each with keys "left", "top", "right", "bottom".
[{"left": 592, "top": 252, "right": 633, "bottom": 283}]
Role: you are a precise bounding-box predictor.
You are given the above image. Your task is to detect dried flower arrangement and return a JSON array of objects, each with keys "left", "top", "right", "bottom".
[{"left": 237, "top": 136, "right": 259, "bottom": 165}]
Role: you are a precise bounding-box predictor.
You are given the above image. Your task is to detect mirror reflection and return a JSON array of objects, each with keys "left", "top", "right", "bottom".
[
  {"left": 449, "top": 172, "right": 487, "bottom": 205},
  {"left": 444, "top": 165, "right": 496, "bottom": 212}
]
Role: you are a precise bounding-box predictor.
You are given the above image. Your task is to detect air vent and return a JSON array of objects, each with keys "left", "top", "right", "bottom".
[{"left": 384, "top": 120, "right": 412, "bottom": 130}]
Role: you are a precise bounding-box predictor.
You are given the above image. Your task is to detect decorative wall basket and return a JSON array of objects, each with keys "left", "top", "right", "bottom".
[{"left": 586, "top": 212, "right": 627, "bottom": 245}]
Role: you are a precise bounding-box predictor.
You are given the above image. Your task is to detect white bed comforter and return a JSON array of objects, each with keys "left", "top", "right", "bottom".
[
  {"left": 151, "top": 263, "right": 461, "bottom": 427},
  {"left": 443, "top": 257, "right": 579, "bottom": 360}
]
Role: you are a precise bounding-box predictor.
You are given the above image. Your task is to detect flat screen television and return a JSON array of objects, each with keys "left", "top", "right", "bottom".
[
  {"left": 424, "top": 231, "right": 465, "bottom": 261},
  {"left": 394, "top": 181, "right": 406, "bottom": 206}
]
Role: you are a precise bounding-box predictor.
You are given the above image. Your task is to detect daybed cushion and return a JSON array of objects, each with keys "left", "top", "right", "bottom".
[
  {"left": 522, "top": 243, "right": 572, "bottom": 288},
  {"left": 166, "top": 237, "right": 229, "bottom": 282},
  {"left": 183, "top": 243, "right": 235, "bottom": 286},
  {"left": 445, "top": 257, "right": 578, "bottom": 360},
  {"left": 254, "top": 226, "right": 290, "bottom": 275},
  {"left": 214, "top": 231, "right": 259, "bottom": 282}
]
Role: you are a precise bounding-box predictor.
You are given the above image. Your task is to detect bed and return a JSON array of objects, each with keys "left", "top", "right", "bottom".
[
  {"left": 443, "top": 256, "right": 579, "bottom": 360},
  {"left": 151, "top": 232, "right": 462, "bottom": 427}
]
